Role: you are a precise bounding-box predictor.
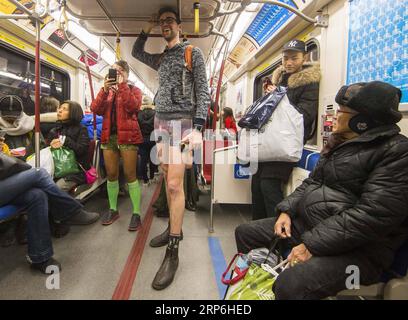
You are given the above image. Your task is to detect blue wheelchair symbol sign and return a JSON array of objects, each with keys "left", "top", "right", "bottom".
[{"left": 234, "top": 164, "right": 251, "bottom": 179}]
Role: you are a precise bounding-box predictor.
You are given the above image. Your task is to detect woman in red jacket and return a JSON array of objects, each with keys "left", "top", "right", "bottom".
[
  {"left": 222, "top": 107, "right": 237, "bottom": 139},
  {"left": 91, "top": 60, "right": 143, "bottom": 231}
]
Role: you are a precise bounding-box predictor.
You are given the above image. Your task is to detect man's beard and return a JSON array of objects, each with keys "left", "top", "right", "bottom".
[{"left": 164, "top": 30, "right": 177, "bottom": 41}]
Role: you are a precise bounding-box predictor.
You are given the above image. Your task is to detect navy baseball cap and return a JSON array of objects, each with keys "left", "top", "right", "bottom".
[{"left": 282, "top": 39, "right": 307, "bottom": 53}]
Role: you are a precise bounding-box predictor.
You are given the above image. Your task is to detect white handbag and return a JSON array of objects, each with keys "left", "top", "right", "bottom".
[
  {"left": 26, "top": 147, "right": 55, "bottom": 177},
  {"left": 238, "top": 95, "right": 304, "bottom": 163}
]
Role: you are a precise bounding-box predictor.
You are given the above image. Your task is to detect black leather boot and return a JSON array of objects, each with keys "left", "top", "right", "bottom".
[
  {"left": 149, "top": 224, "right": 183, "bottom": 248},
  {"left": 152, "top": 244, "right": 179, "bottom": 290}
]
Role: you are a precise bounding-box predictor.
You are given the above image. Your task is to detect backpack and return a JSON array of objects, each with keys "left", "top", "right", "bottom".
[
  {"left": 184, "top": 44, "right": 194, "bottom": 72},
  {"left": 182, "top": 44, "right": 196, "bottom": 106}
]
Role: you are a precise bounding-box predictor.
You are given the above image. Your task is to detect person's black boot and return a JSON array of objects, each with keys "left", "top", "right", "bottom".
[
  {"left": 151, "top": 235, "right": 180, "bottom": 290},
  {"left": 30, "top": 257, "right": 61, "bottom": 274},
  {"left": 149, "top": 224, "right": 183, "bottom": 248}
]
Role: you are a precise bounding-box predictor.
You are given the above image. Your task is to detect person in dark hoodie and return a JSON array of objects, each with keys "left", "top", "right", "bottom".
[
  {"left": 138, "top": 95, "right": 158, "bottom": 185},
  {"left": 250, "top": 39, "right": 321, "bottom": 221},
  {"left": 235, "top": 81, "right": 408, "bottom": 299},
  {"left": 47, "top": 100, "right": 90, "bottom": 192}
]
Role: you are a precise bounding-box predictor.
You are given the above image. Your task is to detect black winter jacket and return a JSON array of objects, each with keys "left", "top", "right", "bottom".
[
  {"left": 48, "top": 122, "right": 91, "bottom": 183},
  {"left": 257, "top": 63, "right": 321, "bottom": 181},
  {"left": 138, "top": 107, "right": 155, "bottom": 139},
  {"left": 276, "top": 125, "right": 408, "bottom": 270}
]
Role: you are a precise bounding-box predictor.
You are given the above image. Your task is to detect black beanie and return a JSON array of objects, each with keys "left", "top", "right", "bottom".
[
  {"left": 335, "top": 81, "right": 402, "bottom": 124},
  {"left": 0, "top": 95, "right": 23, "bottom": 118}
]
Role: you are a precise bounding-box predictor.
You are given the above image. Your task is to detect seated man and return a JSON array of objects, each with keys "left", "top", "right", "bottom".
[
  {"left": 0, "top": 95, "right": 45, "bottom": 161},
  {"left": 0, "top": 152, "right": 100, "bottom": 273},
  {"left": 235, "top": 81, "right": 408, "bottom": 299}
]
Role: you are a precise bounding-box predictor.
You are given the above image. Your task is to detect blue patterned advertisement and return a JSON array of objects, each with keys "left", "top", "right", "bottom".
[
  {"left": 347, "top": 0, "right": 408, "bottom": 106},
  {"left": 245, "top": 0, "right": 296, "bottom": 47}
]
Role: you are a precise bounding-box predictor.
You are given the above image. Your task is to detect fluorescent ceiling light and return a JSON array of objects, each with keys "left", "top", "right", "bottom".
[
  {"left": 0, "top": 71, "right": 23, "bottom": 80},
  {"left": 67, "top": 21, "right": 100, "bottom": 52},
  {"left": 101, "top": 47, "right": 116, "bottom": 66}
]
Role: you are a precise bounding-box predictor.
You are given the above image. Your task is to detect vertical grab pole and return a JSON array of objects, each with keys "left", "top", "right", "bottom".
[
  {"left": 209, "top": 37, "right": 230, "bottom": 232},
  {"left": 212, "top": 37, "right": 229, "bottom": 132},
  {"left": 34, "top": 20, "right": 41, "bottom": 169},
  {"left": 84, "top": 55, "right": 97, "bottom": 141}
]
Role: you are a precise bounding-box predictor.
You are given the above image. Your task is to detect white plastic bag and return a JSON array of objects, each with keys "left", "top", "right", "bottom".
[
  {"left": 26, "top": 147, "right": 55, "bottom": 177},
  {"left": 238, "top": 95, "right": 304, "bottom": 163}
]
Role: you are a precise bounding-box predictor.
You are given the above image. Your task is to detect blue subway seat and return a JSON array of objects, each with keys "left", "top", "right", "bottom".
[
  {"left": 0, "top": 205, "right": 20, "bottom": 222},
  {"left": 297, "top": 149, "right": 320, "bottom": 171}
]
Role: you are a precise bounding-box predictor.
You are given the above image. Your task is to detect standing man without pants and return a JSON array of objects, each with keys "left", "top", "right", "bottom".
[
  {"left": 251, "top": 40, "right": 321, "bottom": 220},
  {"left": 132, "top": 6, "right": 210, "bottom": 290}
]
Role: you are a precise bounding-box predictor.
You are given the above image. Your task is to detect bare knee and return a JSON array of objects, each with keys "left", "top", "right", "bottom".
[
  {"left": 167, "top": 180, "right": 183, "bottom": 198},
  {"left": 124, "top": 172, "right": 136, "bottom": 183}
]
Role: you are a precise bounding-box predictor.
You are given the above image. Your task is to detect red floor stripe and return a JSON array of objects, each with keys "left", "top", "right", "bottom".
[{"left": 112, "top": 177, "right": 163, "bottom": 300}]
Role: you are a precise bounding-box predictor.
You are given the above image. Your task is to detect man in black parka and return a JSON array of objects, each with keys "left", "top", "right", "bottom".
[{"left": 236, "top": 81, "right": 408, "bottom": 299}]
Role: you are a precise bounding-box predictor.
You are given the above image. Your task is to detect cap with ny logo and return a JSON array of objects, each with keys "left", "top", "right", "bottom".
[{"left": 282, "top": 40, "right": 307, "bottom": 53}]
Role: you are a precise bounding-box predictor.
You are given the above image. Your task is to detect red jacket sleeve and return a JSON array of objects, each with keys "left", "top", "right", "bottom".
[
  {"left": 225, "top": 117, "right": 237, "bottom": 133},
  {"left": 117, "top": 83, "right": 142, "bottom": 114},
  {"left": 91, "top": 88, "right": 109, "bottom": 116}
]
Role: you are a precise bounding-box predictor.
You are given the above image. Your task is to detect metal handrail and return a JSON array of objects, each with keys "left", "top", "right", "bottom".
[{"left": 227, "top": 0, "right": 329, "bottom": 27}]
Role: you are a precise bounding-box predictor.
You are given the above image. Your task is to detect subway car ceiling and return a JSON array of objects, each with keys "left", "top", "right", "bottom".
[{"left": 0, "top": 0, "right": 332, "bottom": 98}]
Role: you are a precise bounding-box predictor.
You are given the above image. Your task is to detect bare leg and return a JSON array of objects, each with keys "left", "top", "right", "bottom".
[
  {"left": 103, "top": 149, "right": 120, "bottom": 181},
  {"left": 166, "top": 146, "right": 186, "bottom": 235},
  {"left": 120, "top": 149, "right": 138, "bottom": 183}
]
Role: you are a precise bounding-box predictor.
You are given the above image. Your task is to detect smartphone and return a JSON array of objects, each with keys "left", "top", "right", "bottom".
[{"left": 108, "top": 68, "right": 117, "bottom": 81}]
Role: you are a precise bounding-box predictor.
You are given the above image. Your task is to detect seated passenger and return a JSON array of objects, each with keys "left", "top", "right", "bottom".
[
  {"left": 235, "top": 81, "right": 408, "bottom": 300},
  {"left": 47, "top": 101, "right": 91, "bottom": 192},
  {"left": 0, "top": 95, "right": 45, "bottom": 161},
  {"left": 0, "top": 149, "right": 100, "bottom": 273},
  {"left": 38, "top": 95, "right": 59, "bottom": 137}
]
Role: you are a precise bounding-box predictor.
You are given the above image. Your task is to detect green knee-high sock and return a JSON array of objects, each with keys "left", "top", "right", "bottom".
[
  {"left": 128, "top": 180, "right": 141, "bottom": 215},
  {"left": 107, "top": 180, "right": 119, "bottom": 211}
]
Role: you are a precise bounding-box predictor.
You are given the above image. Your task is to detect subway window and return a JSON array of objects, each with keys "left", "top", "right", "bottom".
[{"left": 0, "top": 43, "right": 70, "bottom": 113}]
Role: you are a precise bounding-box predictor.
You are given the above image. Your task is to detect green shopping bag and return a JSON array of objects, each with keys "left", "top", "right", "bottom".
[
  {"left": 51, "top": 147, "right": 80, "bottom": 178},
  {"left": 228, "top": 258, "right": 289, "bottom": 300},
  {"left": 229, "top": 263, "right": 277, "bottom": 300}
]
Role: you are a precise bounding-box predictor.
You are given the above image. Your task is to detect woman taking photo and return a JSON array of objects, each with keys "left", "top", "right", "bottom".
[
  {"left": 91, "top": 60, "right": 143, "bottom": 231},
  {"left": 47, "top": 100, "right": 90, "bottom": 192}
]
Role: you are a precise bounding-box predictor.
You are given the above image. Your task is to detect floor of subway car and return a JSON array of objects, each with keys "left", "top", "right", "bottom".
[{"left": 0, "top": 176, "right": 251, "bottom": 300}]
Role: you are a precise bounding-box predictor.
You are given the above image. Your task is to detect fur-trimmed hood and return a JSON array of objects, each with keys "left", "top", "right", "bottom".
[{"left": 272, "top": 63, "right": 321, "bottom": 89}]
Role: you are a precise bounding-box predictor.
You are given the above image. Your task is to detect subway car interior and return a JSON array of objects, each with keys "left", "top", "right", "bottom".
[{"left": 0, "top": 0, "right": 408, "bottom": 301}]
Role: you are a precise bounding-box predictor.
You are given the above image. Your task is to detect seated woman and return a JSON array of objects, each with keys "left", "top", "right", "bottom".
[
  {"left": 0, "top": 150, "right": 99, "bottom": 273},
  {"left": 235, "top": 81, "right": 408, "bottom": 300},
  {"left": 0, "top": 95, "right": 45, "bottom": 161},
  {"left": 47, "top": 100, "right": 91, "bottom": 192}
]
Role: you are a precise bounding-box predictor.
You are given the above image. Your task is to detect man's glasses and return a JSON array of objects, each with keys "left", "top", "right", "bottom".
[{"left": 159, "top": 17, "right": 177, "bottom": 26}]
